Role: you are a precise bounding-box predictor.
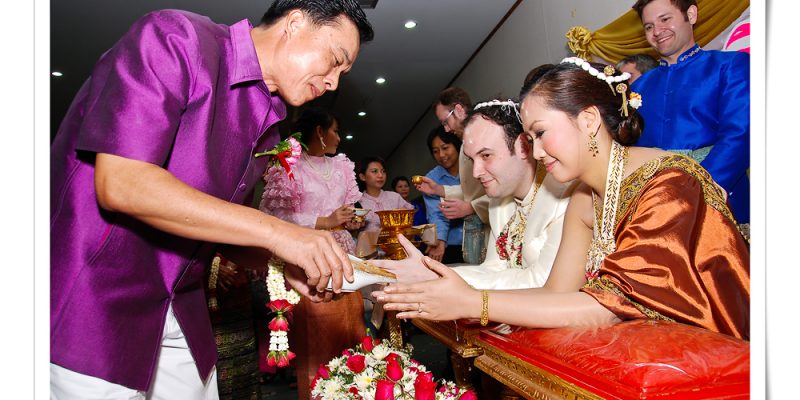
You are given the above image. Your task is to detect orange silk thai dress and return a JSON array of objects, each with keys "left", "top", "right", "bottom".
[{"left": 581, "top": 155, "right": 750, "bottom": 340}]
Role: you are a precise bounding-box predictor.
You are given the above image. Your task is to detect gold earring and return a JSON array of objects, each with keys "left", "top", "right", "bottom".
[
  {"left": 318, "top": 133, "right": 327, "bottom": 149},
  {"left": 588, "top": 125, "right": 600, "bottom": 157}
]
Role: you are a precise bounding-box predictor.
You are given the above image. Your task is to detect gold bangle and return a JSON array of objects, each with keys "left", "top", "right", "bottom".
[
  {"left": 209, "top": 255, "right": 221, "bottom": 290},
  {"left": 480, "top": 290, "right": 489, "bottom": 326}
]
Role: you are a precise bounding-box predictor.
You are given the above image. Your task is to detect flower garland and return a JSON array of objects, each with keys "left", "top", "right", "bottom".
[
  {"left": 495, "top": 162, "right": 547, "bottom": 268},
  {"left": 311, "top": 335, "right": 477, "bottom": 400},
  {"left": 560, "top": 57, "right": 642, "bottom": 116},
  {"left": 255, "top": 132, "right": 304, "bottom": 180},
  {"left": 265, "top": 257, "right": 302, "bottom": 368},
  {"left": 257, "top": 133, "right": 305, "bottom": 368}
]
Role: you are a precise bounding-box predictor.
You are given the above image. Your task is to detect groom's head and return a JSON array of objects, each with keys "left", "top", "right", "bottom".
[{"left": 462, "top": 100, "right": 535, "bottom": 200}]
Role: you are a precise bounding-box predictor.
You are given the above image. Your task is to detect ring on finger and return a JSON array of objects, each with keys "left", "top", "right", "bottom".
[{"left": 417, "top": 303, "right": 423, "bottom": 313}]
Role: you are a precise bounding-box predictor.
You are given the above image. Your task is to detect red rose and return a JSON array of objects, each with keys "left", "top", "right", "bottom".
[
  {"left": 342, "top": 349, "right": 353, "bottom": 357},
  {"left": 415, "top": 371, "right": 433, "bottom": 385},
  {"left": 375, "top": 379, "right": 395, "bottom": 400},
  {"left": 385, "top": 353, "right": 399, "bottom": 363},
  {"left": 317, "top": 364, "right": 330, "bottom": 379},
  {"left": 346, "top": 354, "right": 367, "bottom": 373},
  {"left": 361, "top": 335, "right": 377, "bottom": 352},
  {"left": 268, "top": 299, "right": 293, "bottom": 313},
  {"left": 414, "top": 372, "right": 436, "bottom": 400},
  {"left": 268, "top": 315, "right": 289, "bottom": 331},
  {"left": 276, "top": 352, "right": 291, "bottom": 368},
  {"left": 386, "top": 358, "right": 403, "bottom": 381},
  {"left": 349, "top": 386, "right": 362, "bottom": 399}
]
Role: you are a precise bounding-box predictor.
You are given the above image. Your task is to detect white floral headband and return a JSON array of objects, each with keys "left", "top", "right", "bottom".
[
  {"left": 473, "top": 99, "right": 522, "bottom": 124},
  {"left": 560, "top": 57, "right": 643, "bottom": 117}
]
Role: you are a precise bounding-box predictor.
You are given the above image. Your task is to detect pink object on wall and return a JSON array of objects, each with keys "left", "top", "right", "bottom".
[{"left": 723, "top": 20, "right": 750, "bottom": 53}]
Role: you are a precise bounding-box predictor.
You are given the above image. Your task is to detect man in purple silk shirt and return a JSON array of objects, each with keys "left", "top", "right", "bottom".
[{"left": 50, "top": 1, "right": 373, "bottom": 398}]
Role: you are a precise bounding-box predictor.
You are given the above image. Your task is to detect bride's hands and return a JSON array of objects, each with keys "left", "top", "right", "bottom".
[
  {"left": 370, "top": 234, "right": 438, "bottom": 283},
  {"left": 372, "top": 256, "right": 479, "bottom": 321}
]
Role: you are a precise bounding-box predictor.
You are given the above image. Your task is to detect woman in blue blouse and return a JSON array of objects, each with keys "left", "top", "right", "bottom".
[{"left": 423, "top": 127, "right": 464, "bottom": 264}]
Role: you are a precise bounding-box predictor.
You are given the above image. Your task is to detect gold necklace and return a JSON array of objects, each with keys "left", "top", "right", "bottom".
[
  {"left": 302, "top": 151, "right": 333, "bottom": 181},
  {"left": 585, "top": 141, "right": 628, "bottom": 283}
]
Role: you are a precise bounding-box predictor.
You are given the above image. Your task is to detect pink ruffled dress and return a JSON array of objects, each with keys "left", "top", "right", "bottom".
[{"left": 260, "top": 153, "right": 362, "bottom": 252}]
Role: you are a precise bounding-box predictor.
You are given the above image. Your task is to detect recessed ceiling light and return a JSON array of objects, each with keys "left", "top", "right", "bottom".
[
  {"left": 345, "top": 134, "right": 354, "bottom": 140},
  {"left": 51, "top": 71, "right": 63, "bottom": 77},
  {"left": 375, "top": 77, "right": 386, "bottom": 84},
  {"left": 404, "top": 20, "right": 417, "bottom": 29},
  {"left": 357, "top": 111, "right": 367, "bottom": 117}
]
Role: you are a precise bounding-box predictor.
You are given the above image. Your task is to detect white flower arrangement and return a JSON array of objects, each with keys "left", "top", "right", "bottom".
[{"left": 310, "top": 336, "right": 477, "bottom": 400}]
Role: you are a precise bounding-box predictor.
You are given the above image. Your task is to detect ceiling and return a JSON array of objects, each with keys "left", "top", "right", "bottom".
[{"left": 50, "top": 0, "right": 519, "bottom": 164}]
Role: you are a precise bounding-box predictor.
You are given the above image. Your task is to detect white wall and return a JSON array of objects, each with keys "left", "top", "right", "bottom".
[{"left": 386, "top": 0, "right": 633, "bottom": 184}]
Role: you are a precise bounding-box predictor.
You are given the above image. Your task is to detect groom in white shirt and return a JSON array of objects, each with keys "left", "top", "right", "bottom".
[{"left": 379, "top": 99, "right": 576, "bottom": 289}]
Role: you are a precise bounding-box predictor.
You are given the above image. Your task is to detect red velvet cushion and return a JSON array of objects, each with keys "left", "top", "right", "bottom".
[{"left": 480, "top": 320, "right": 749, "bottom": 399}]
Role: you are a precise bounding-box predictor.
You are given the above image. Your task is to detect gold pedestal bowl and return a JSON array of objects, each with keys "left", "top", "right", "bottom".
[{"left": 376, "top": 209, "right": 420, "bottom": 260}]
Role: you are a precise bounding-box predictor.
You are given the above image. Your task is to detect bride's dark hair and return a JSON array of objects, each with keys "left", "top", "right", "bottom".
[{"left": 520, "top": 62, "right": 644, "bottom": 146}]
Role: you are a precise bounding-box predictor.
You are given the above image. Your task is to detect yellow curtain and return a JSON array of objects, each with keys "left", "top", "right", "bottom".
[{"left": 566, "top": 0, "right": 749, "bottom": 63}]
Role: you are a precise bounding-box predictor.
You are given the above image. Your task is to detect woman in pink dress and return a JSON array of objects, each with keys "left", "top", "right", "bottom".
[
  {"left": 259, "top": 107, "right": 365, "bottom": 399},
  {"left": 357, "top": 156, "right": 413, "bottom": 232}
]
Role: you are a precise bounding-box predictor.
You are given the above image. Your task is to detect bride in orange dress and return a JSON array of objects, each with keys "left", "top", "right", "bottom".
[
  {"left": 259, "top": 107, "right": 366, "bottom": 398},
  {"left": 375, "top": 59, "right": 749, "bottom": 340}
]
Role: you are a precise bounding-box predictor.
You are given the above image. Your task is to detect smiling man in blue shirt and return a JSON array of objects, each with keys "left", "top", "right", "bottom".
[{"left": 631, "top": 0, "right": 750, "bottom": 225}]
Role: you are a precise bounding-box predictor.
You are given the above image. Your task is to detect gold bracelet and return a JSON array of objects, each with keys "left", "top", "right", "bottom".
[{"left": 480, "top": 290, "right": 489, "bottom": 326}]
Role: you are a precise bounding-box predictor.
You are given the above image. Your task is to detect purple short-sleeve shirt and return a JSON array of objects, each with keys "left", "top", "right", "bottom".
[{"left": 50, "top": 10, "right": 285, "bottom": 391}]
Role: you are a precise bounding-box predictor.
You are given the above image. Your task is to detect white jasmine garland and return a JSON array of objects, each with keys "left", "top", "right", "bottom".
[
  {"left": 265, "top": 257, "right": 301, "bottom": 368},
  {"left": 268, "top": 331, "right": 289, "bottom": 351},
  {"left": 561, "top": 56, "right": 631, "bottom": 83},
  {"left": 266, "top": 261, "right": 301, "bottom": 304}
]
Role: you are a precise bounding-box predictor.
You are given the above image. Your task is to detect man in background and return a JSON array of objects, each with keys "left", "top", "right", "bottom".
[
  {"left": 616, "top": 53, "right": 659, "bottom": 83},
  {"left": 416, "top": 87, "right": 490, "bottom": 264},
  {"left": 632, "top": 0, "right": 750, "bottom": 225}
]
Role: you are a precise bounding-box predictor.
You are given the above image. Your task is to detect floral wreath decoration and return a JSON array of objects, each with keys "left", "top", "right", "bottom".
[
  {"left": 257, "top": 133, "right": 307, "bottom": 368},
  {"left": 255, "top": 132, "right": 304, "bottom": 180},
  {"left": 311, "top": 334, "right": 478, "bottom": 400},
  {"left": 560, "top": 57, "right": 643, "bottom": 116}
]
